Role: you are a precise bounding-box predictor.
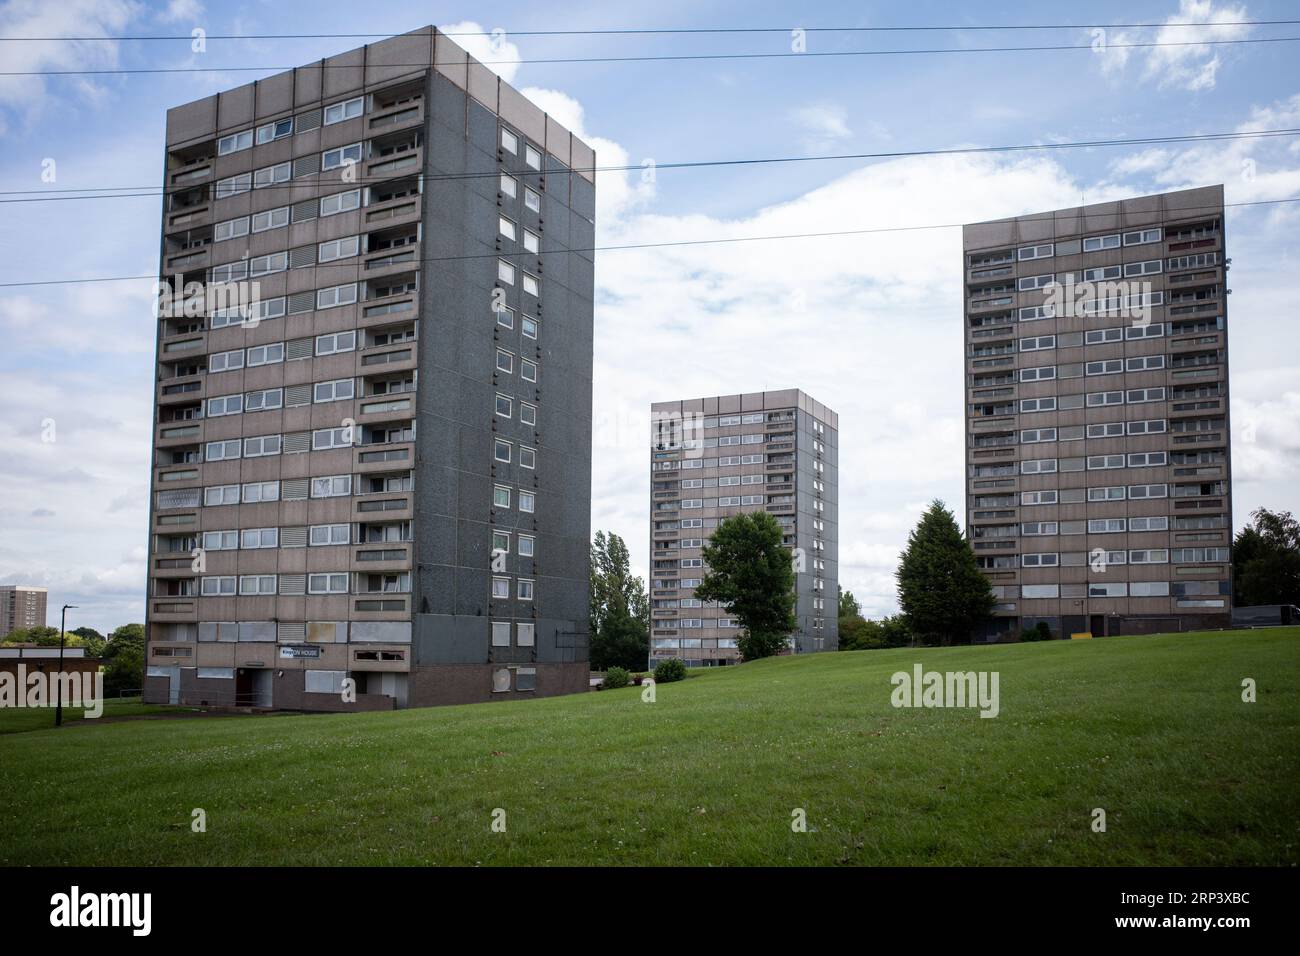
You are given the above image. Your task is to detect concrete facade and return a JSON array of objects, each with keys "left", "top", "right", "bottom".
[
  {"left": 144, "top": 27, "right": 593, "bottom": 710},
  {"left": 0, "top": 586, "right": 47, "bottom": 637},
  {"left": 962, "top": 186, "right": 1232, "bottom": 640},
  {"left": 649, "top": 389, "right": 839, "bottom": 665}
]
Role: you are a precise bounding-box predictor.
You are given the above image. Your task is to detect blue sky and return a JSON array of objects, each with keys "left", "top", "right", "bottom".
[{"left": 1, "top": 0, "right": 1298, "bottom": 632}]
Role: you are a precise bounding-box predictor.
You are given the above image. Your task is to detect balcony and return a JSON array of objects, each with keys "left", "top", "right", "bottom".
[
  {"left": 352, "top": 544, "right": 412, "bottom": 572},
  {"left": 355, "top": 442, "right": 413, "bottom": 472}
]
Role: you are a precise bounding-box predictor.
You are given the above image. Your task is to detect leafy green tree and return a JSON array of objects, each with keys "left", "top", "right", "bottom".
[
  {"left": 694, "top": 511, "right": 796, "bottom": 660},
  {"left": 838, "top": 614, "right": 912, "bottom": 650},
  {"left": 1, "top": 626, "right": 73, "bottom": 646},
  {"left": 589, "top": 531, "right": 649, "bottom": 670},
  {"left": 838, "top": 585, "right": 860, "bottom": 620},
  {"left": 102, "top": 624, "right": 145, "bottom": 697},
  {"left": 896, "top": 500, "right": 995, "bottom": 646},
  {"left": 1233, "top": 508, "right": 1300, "bottom": 607},
  {"left": 72, "top": 627, "right": 106, "bottom": 657}
]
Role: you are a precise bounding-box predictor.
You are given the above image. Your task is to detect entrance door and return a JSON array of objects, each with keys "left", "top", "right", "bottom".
[{"left": 1090, "top": 615, "right": 1105, "bottom": 637}]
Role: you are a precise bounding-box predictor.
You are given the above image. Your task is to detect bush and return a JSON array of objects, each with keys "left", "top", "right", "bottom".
[
  {"left": 603, "top": 666, "right": 630, "bottom": 689},
  {"left": 1021, "top": 621, "right": 1053, "bottom": 642},
  {"left": 738, "top": 631, "right": 788, "bottom": 661},
  {"left": 654, "top": 658, "right": 687, "bottom": 683}
]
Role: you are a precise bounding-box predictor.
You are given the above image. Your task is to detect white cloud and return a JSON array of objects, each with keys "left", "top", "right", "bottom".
[
  {"left": 0, "top": 0, "right": 142, "bottom": 131},
  {"left": 157, "top": 0, "right": 202, "bottom": 23},
  {"left": 790, "top": 104, "right": 853, "bottom": 154},
  {"left": 1094, "top": 0, "right": 1251, "bottom": 92}
]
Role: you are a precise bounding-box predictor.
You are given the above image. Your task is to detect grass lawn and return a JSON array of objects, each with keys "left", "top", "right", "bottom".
[
  {"left": 0, "top": 698, "right": 195, "bottom": 736},
  {"left": 1, "top": 628, "right": 1296, "bottom": 866}
]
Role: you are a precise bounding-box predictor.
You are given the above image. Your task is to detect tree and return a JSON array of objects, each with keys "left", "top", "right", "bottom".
[
  {"left": 837, "top": 585, "right": 860, "bottom": 620},
  {"left": 72, "top": 627, "right": 106, "bottom": 657},
  {"left": 896, "top": 500, "right": 995, "bottom": 646},
  {"left": 838, "top": 614, "right": 912, "bottom": 651},
  {"left": 1233, "top": 508, "right": 1300, "bottom": 607},
  {"left": 589, "top": 531, "right": 649, "bottom": 671},
  {"left": 694, "top": 511, "right": 796, "bottom": 660},
  {"left": 1, "top": 626, "right": 73, "bottom": 647},
  {"left": 101, "top": 624, "right": 145, "bottom": 697}
]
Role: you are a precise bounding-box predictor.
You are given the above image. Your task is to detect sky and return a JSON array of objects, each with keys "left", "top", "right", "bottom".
[{"left": 0, "top": 0, "right": 1298, "bottom": 634}]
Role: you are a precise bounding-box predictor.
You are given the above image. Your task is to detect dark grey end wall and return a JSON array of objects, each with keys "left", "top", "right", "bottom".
[{"left": 412, "top": 71, "right": 593, "bottom": 673}]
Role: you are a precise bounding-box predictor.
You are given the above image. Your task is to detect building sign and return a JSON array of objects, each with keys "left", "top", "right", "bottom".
[{"left": 279, "top": 645, "right": 321, "bottom": 660}]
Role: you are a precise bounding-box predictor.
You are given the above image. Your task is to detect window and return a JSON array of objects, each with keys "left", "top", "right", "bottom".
[
  {"left": 1127, "top": 387, "right": 1166, "bottom": 403},
  {"left": 214, "top": 217, "right": 250, "bottom": 242},
  {"left": 1126, "top": 322, "right": 1165, "bottom": 340},
  {"left": 215, "top": 172, "right": 252, "bottom": 198},
  {"left": 524, "top": 187, "right": 541, "bottom": 212},
  {"left": 494, "top": 439, "right": 511, "bottom": 463},
  {"left": 1127, "top": 451, "right": 1167, "bottom": 467},
  {"left": 498, "top": 260, "right": 515, "bottom": 285},
  {"left": 1126, "top": 355, "right": 1165, "bottom": 372},
  {"left": 311, "top": 475, "right": 352, "bottom": 498},
  {"left": 1083, "top": 265, "right": 1121, "bottom": 282},
  {"left": 495, "top": 305, "right": 515, "bottom": 329},
  {"left": 202, "top": 530, "right": 238, "bottom": 550},
  {"left": 525, "top": 143, "right": 542, "bottom": 170},
  {"left": 1129, "top": 516, "right": 1169, "bottom": 532},
  {"left": 322, "top": 143, "right": 363, "bottom": 171},
  {"left": 313, "top": 427, "right": 352, "bottom": 450},
  {"left": 1022, "top": 553, "right": 1059, "bottom": 567},
  {"left": 521, "top": 359, "right": 538, "bottom": 382},
  {"left": 1088, "top": 486, "right": 1125, "bottom": 502},
  {"left": 493, "top": 485, "right": 511, "bottom": 508},
  {"left": 207, "top": 394, "right": 243, "bottom": 417},
  {"left": 1086, "top": 360, "right": 1122, "bottom": 376},
  {"left": 1017, "top": 243, "right": 1053, "bottom": 261},
  {"left": 318, "top": 236, "right": 360, "bottom": 263},
  {"left": 247, "top": 343, "right": 284, "bottom": 366},
  {"left": 519, "top": 447, "right": 536, "bottom": 469},
  {"left": 253, "top": 162, "right": 291, "bottom": 189},
  {"left": 492, "top": 577, "right": 510, "bottom": 599},
  {"left": 1087, "top": 455, "right": 1125, "bottom": 470},
  {"left": 204, "top": 485, "right": 240, "bottom": 506},
  {"left": 316, "top": 331, "right": 356, "bottom": 356},
  {"left": 241, "top": 528, "right": 278, "bottom": 549},
  {"left": 1089, "top": 518, "right": 1126, "bottom": 534},
  {"left": 1020, "top": 366, "right": 1056, "bottom": 382},
  {"left": 492, "top": 621, "right": 512, "bottom": 647},
  {"left": 521, "top": 315, "right": 538, "bottom": 338},
  {"left": 201, "top": 576, "right": 236, "bottom": 596},
  {"left": 1124, "top": 259, "right": 1163, "bottom": 277},
  {"left": 308, "top": 573, "right": 349, "bottom": 594},
  {"left": 1020, "top": 335, "right": 1055, "bottom": 351},
  {"left": 492, "top": 531, "right": 510, "bottom": 553},
  {"left": 1018, "top": 274, "right": 1055, "bottom": 291},
  {"left": 1127, "top": 419, "right": 1166, "bottom": 435},
  {"left": 518, "top": 534, "right": 534, "bottom": 557},
  {"left": 500, "top": 173, "right": 518, "bottom": 198},
  {"left": 251, "top": 206, "right": 289, "bottom": 232},
  {"left": 256, "top": 118, "right": 293, "bottom": 143},
  {"left": 209, "top": 349, "right": 244, "bottom": 373},
  {"left": 245, "top": 388, "right": 283, "bottom": 412},
  {"left": 317, "top": 283, "right": 358, "bottom": 309},
  {"left": 1083, "top": 234, "right": 1120, "bottom": 251},
  {"left": 523, "top": 229, "right": 539, "bottom": 254},
  {"left": 244, "top": 435, "right": 280, "bottom": 458},
  {"left": 217, "top": 129, "right": 253, "bottom": 155},
  {"left": 499, "top": 216, "right": 516, "bottom": 241},
  {"left": 517, "top": 579, "right": 534, "bottom": 601},
  {"left": 310, "top": 524, "right": 350, "bottom": 546},
  {"left": 242, "top": 481, "right": 279, "bottom": 503},
  {"left": 248, "top": 252, "right": 288, "bottom": 277},
  {"left": 519, "top": 490, "right": 535, "bottom": 513},
  {"left": 496, "top": 349, "right": 514, "bottom": 374},
  {"left": 1021, "top": 459, "right": 1057, "bottom": 474},
  {"left": 519, "top": 402, "right": 536, "bottom": 426},
  {"left": 522, "top": 273, "right": 539, "bottom": 297},
  {"left": 320, "top": 189, "right": 361, "bottom": 216},
  {"left": 324, "top": 96, "right": 364, "bottom": 125},
  {"left": 500, "top": 127, "right": 518, "bottom": 154},
  {"left": 1019, "top": 397, "right": 1056, "bottom": 413},
  {"left": 1021, "top": 428, "right": 1056, "bottom": 443},
  {"left": 205, "top": 440, "right": 240, "bottom": 462},
  {"left": 1123, "top": 228, "right": 1162, "bottom": 246},
  {"left": 238, "top": 574, "right": 276, "bottom": 596},
  {"left": 1086, "top": 327, "right": 1123, "bottom": 344},
  {"left": 1086, "top": 391, "right": 1123, "bottom": 407},
  {"left": 495, "top": 394, "right": 513, "bottom": 419}
]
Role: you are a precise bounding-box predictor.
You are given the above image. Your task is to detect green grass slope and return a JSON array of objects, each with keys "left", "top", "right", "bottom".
[{"left": 1, "top": 629, "right": 1296, "bottom": 866}]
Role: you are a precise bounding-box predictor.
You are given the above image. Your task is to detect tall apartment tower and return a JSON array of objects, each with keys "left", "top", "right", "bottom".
[
  {"left": 144, "top": 27, "right": 594, "bottom": 710},
  {"left": 649, "top": 390, "right": 839, "bottom": 665},
  {"left": 963, "top": 185, "right": 1232, "bottom": 641},
  {"left": 1, "top": 586, "right": 48, "bottom": 636}
]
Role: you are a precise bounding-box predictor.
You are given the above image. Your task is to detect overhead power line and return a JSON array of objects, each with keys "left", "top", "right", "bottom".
[
  {"left": 2, "top": 127, "right": 1297, "bottom": 204},
  {"left": 0, "top": 20, "right": 1296, "bottom": 41},
  {"left": 0, "top": 196, "right": 1290, "bottom": 290},
  {"left": 2, "top": 35, "right": 1297, "bottom": 76}
]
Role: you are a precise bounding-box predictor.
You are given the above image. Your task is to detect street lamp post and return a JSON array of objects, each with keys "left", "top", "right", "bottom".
[{"left": 55, "top": 603, "right": 77, "bottom": 727}]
